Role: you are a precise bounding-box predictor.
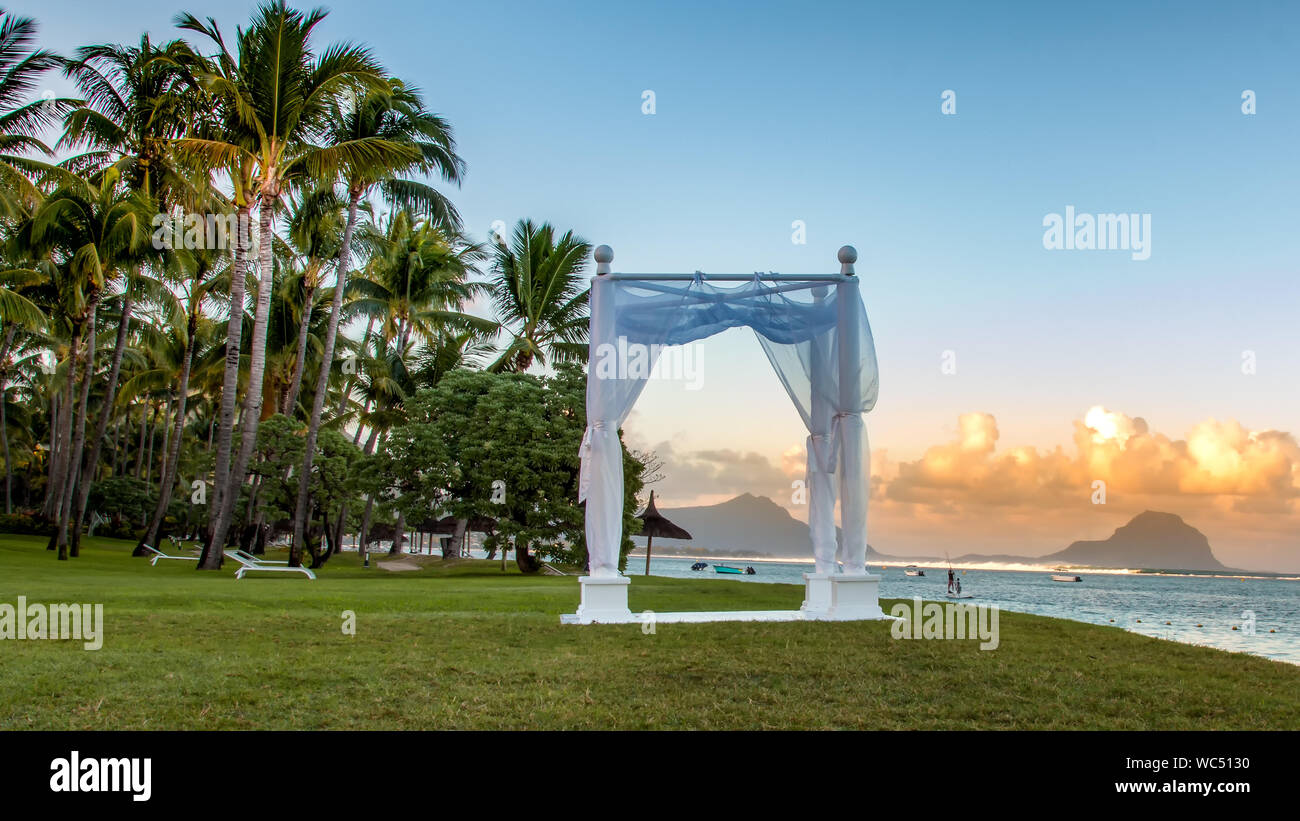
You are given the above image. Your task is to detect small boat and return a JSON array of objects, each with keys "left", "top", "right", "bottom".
[
  {"left": 714, "top": 565, "right": 743, "bottom": 575},
  {"left": 690, "top": 562, "right": 708, "bottom": 571},
  {"left": 1051, "top": 574, "right": 1083, "bottom": 582},
  {"left": 904, "top": 565, "right": 925, "bottom": 577}
]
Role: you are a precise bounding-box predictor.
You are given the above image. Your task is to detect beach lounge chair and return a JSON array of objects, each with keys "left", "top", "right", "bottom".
[
  {"left": 141, "top": 543, "right": 198, "bottom": 566},
  {"left": 224, "top": 550, "right": 316, "bottom": 580}
]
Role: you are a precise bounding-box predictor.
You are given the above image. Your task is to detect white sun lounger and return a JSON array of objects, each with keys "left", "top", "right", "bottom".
[
  {"left": 141, "top": 544, "right": 198, "bottom": 566},
  {"left": 224, "top": 550, "right": 316, "bottom": 580}
]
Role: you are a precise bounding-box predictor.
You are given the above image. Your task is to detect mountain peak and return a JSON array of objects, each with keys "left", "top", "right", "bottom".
[
  {"left": 1045, "top": 510, "right": 1226, "bottom": 571},
  {"left": 1132, "top": 510, "right": 1185, "bottom": 524},
  {"left": 631, "top": 493, "right": 882, "bottom": 559},
  {"left": 723, "top": 492, "right": 777, "bottom": 507}
]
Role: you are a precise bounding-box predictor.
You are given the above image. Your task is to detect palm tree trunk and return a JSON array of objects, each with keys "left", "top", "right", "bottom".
[
  {"left": 203, "top": 203, "right": 252, "bottom": 565},
  {"left": 289, "top": 192, "right": 361, "bottom": 567},
  {"left": 58, "top": 299, "right": 99, "bottom": 559},
  {"left": 134, "top": 402, "right": 146, "bottom": 479},
  {"left": 283, "top": 282, "right": 317, "bottom": 414},
  {"left": 336, "top": 314, "right": 374, "bottom": 425},
  {"left": 329, "top": 500, "right": 347, "bottom": 563},
  {"left": 71, "top": 294, "right": 133, "bottom": 556},
  {"left": 203, "top": 199, "right": 276, "bottom": 568},
  {"left": 48, "top": 390, "right": 62, "bottom": 513},
  {"left": 46, "top": 344, "right": 76, "bottom": 549},
  {"left": 159, "top": 390, "right": 174, "bottom": 481},
  {"left": 43, "top": 359, "right": 71, "bottom": 522},
  {"left": 355, "top": 427, "right": 380, "bottom": 565},
  {"left": 136, "top": 323, "right": 196, "bottom": 557},
  {"left": 358, "top": 494, "right": 376, "bottom": 563},
  {"left": 398, "top": 317, "right": 411, "bottom": 358},
  {"left": 351, "top": 397, "right": 371, "bottom": 446},
  {"left": 0, "top": 384, "right": 9, "bottom": 516},
  {"left": 144, "top": 403, "right": 154, "bottom": 485},
  {"left": 0, "top": 324, "right": 15, "bottom": 514}
]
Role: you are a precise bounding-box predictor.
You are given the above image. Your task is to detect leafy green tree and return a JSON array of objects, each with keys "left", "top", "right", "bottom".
[
  {"left": 383, "top": 364, "right": 643, "bottom": 573},
  {"left": 251, "top": 413, "right": 359, "bottom": 566},
  {"left": 86, "top": 475, "right": 154, "bottom": 525}
]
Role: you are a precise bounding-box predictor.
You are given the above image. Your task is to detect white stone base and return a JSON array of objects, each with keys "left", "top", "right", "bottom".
[
  {"left": 564, "top": 575, "right": 632, "bottom": 624},
  {"left": 560, "top": 572, "right": 894, "bottom": 625},
  {"left": 813, "top": 572, "right": 885, "bottom": 621},
  {"left": 801, "top": 572, "right": 834, "bottom": 615}
]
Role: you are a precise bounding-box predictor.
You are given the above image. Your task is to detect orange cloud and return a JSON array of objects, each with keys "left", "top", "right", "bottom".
[
  {"left": 884, "top": 407, "right": 1300, "bottom": 508},
  {"left": 626, "top": 410, "right": 1300, "bottom": 569}
]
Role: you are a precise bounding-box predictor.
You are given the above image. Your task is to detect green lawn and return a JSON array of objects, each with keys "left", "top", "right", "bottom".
[{"left": 1, "top": 533, "right": 1297, "bottom": 730}]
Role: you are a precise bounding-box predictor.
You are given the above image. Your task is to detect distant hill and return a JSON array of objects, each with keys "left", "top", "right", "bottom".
[
  {"left": 634, "top": 500, "right": 1234, "bottom": 572},
  {"left": 1040, "top": 511, "right": 1230, "bottom": 571},
  {"left": 631, "top": 493, "right": 885, "bottom": 559}
]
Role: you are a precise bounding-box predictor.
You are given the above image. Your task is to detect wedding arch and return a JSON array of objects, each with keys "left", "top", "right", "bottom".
[{"left": 563, "top": 245, "right": 886, "bottom": 624}]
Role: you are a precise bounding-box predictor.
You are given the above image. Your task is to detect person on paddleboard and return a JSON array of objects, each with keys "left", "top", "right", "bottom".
[{"left": 947, "top": 567, "right": 955, "bottom": 594}]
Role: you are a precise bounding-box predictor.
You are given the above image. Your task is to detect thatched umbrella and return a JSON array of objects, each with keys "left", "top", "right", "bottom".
[{"left": 637, "top": 491, "right": 691, "bottom": 575}]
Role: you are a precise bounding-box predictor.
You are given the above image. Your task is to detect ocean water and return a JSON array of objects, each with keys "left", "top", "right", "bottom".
[{"left": 632, "top": 555, "right": 1300, "bottom": 665}]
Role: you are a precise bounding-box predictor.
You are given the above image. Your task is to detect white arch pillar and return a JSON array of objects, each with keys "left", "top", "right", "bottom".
[{"left": 565, "top": 245, "right": 885, "bottom": 624}]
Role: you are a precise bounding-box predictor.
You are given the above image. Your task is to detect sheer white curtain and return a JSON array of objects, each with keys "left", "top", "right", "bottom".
[
  {"left": 755, "top": 278, "right": 878, "bottom": 573},
  {"left": 580, "top": 275, "right": 878, "bottom": 576}
]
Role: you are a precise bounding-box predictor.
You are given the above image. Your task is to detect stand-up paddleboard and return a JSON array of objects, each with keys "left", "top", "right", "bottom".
[{"left": 943, "top": 552, "right": 972, "bottom": 597}]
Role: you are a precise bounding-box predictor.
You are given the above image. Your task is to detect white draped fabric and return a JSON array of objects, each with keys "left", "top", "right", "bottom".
[{"left": 579, "top": 274, "right": 878, "bottom": 577}]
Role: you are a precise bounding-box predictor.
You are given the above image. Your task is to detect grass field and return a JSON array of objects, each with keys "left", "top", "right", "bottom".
[{"left": 1, "top": 533, "right": 1297, "bottom": 730}]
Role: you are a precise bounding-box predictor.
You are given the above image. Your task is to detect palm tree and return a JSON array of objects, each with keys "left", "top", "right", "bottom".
[
  {"left": 0, "top": 301, "right": 45, "bottom": 512},
  {"left": 164, "top": 24, "right": 255, "bottom": 563},
  {"left": 410, "top": 327, "right": 494, "bottom": 389},
  {"left": 350, "top": 209, "right": 490, "bottom": 356},
  {"left": 487, "top": 220, "right": 591, "bottom": 373},
  {"left": 172, "top": 2, "right": 385, "bottom": 567},
  {"left": 334, "top": 211, "right": 490, "bottom": 444},
  {"left": 277, "top": 186, "right": 369, "bottom": 415},
  {"left": 24, "top": 168, "right": 152, "bottom": 557},
  {"left": 349, "top": 332, "right": 415, "bottom": 562},
  {"left": 59, "top": 35, "right": 200, "bottom": 202},
  {"left": 59, "top": 35, "right": 204, "bottom": 554},
  {"left": 289, "top": 78, "right": 465, "bottom": 564},
  {"left": 0, "top": 8, "right": 79, "bottom": 219},
  {"left": 132, "top": 244, "right": 225, "bottom": 556}
]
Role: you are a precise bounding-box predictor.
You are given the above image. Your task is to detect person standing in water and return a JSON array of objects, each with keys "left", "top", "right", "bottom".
[{"left": 947, "top": 567, "right": 955, "bottom": 594}]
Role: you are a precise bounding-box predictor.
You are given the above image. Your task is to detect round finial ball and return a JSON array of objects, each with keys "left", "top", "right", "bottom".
[
  {"left": 837, "top": 245, "right": 858, "bottom": 265},
  {"left": 594, "top": 245, "right": 614, "bottom": 264}
]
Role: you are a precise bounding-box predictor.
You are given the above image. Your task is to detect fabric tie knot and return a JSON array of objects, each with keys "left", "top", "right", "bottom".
[{"left": 578, "top": 422, "right": 612, "bottom": 502}]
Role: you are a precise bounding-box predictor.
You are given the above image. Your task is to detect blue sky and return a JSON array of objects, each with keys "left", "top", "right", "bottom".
[{"left": 16, "top": 0, "right": 1300, "bottom": 565}]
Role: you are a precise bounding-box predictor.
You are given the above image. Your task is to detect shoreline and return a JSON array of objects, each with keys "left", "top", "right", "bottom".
[{"left": 628, "top": 552, "right": 1299, "bottom": 580}]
